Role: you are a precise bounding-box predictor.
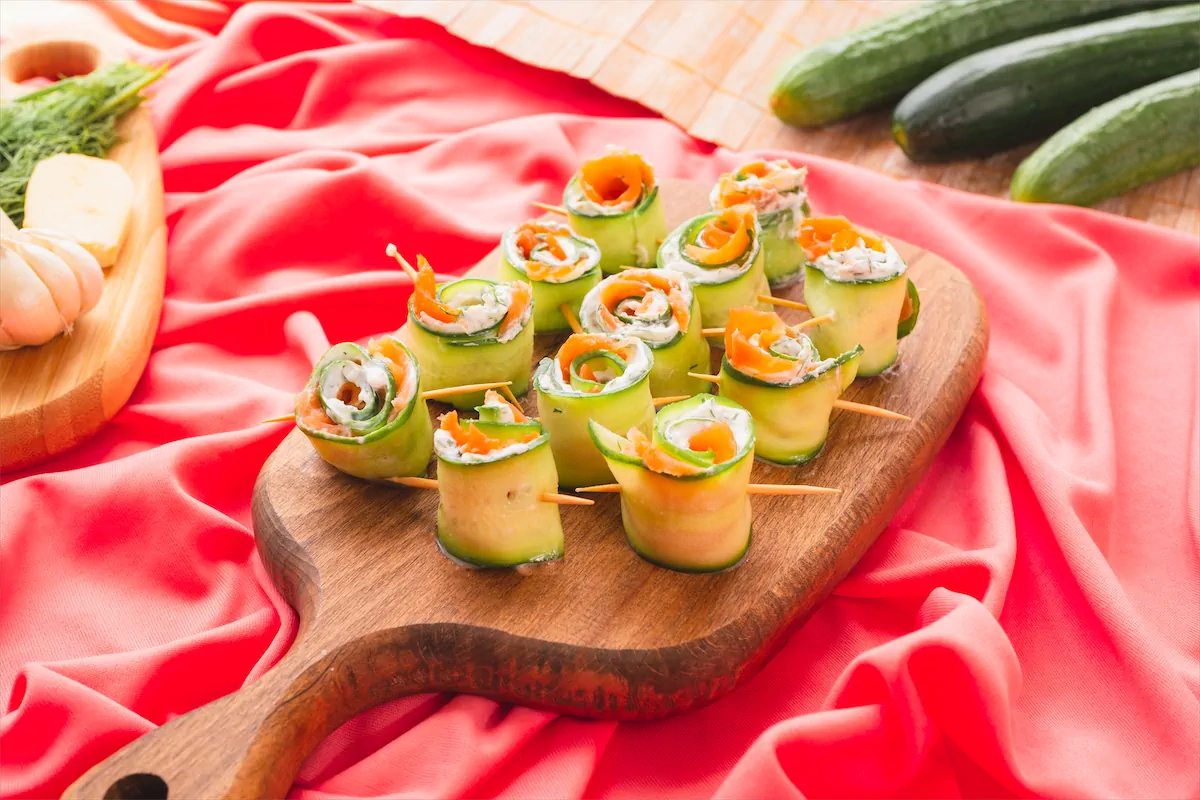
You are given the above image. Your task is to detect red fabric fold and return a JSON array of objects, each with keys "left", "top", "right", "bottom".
[{"left": 1, "top": 3, "right": 1197, "bottom": 798}]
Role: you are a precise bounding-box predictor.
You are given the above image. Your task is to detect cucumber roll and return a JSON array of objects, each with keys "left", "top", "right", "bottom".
[
  {"left": 400, "top": 256, "right": 534, "bottom": 410},
  {"left": 718, "top": 307, "right": 861, "bottom": 465},
  {"left": 534, "top": 334, "right": 655, "bottom": 489},
  {"left": 711, "top": 159, "right": 811, "bottom": 289},
  {"left": 589, "top": 395, "right": 756, "bottom": 573},
  {"left": 434, "top": 390, "right": 564, "bottom": 567},
  {"left": 295, "top": 336, "right": 433, "bottom": 480},
  {"left": 657, "top": 206, "right": 770, "bottom": 332},
  {"left": 578, "top": 268, "right": 711, "bottom": 397},
  {"left": 800, "top": 217, "right": 920, "bottom": 376},
  {"left": 496, "top": 219, "right": 601, "bottom": 333},
  {"left": 563, "top": 148, "right": 667, "bottom": 273}
]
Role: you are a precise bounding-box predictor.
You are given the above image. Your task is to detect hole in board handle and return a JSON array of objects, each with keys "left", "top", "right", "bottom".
[
  {"left": 2, "top": 40, "right": 102, "bottom": 88},
  {"left": 103, "top": 773, "right": 168, "bottom": 800}
]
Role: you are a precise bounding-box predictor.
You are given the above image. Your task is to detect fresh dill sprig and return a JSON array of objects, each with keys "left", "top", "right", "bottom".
[{"left": 0, "top": 62, "right": 166, "bottom": 226}]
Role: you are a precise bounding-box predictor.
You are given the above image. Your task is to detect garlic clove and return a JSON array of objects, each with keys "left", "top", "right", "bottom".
[
  {"left": 0, "top": 245, "right": 64, "bottom": 347},
  {"left": 4, "top": 239, "right": 81, "bottom": 324},
  {"left": 21, "top": 228, "right": 104, "bottom": 314}
]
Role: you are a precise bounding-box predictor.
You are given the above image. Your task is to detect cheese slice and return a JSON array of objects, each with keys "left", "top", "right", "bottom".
[{"left": 23, "top": 153, "right": 133, "bottom": 268}]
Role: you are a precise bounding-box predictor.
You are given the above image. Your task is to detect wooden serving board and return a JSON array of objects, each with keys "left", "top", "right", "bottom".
[
  {"left": 0, "top": 40, "right": 167, "bottom": 471},
  {"left": 65, "top": 180, "right": 987, "bottom": 800}
]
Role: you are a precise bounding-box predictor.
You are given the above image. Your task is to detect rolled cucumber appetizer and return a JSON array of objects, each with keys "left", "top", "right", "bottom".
[
  {"left": 295, "top": 336, "right": 433, "bottom": 480},
  {"left": 711, "top": 159, "right": 811, "bottom": 288},
  {"left": 400, "top": 257, "right": 534, "bottom": 410},
  {"left": 496, "top": 219, "right": 601, "bottom": 333},
  {"left": 564, "top": 148, "right": 667, "bottom": 273},
  {"left": 719, "top": 307, "right": 861, "bottom": 465},
  {"left": 658, "top": 206, "right": 770, "bottom": 332},
  {"left": 579, "top": 268, "right": 711, "bottom": 397},
  {"left": 434, "top": 390, "right": 564, "bottom": 567},
  {"left": 800, "top": 217, "right": 919, "bottom": 376},
  {"left": 534, "top": 334, "right": 655, "bottom": 489},
  {"left": 589, "top": 394, "right": 756, "bottom": 573}
]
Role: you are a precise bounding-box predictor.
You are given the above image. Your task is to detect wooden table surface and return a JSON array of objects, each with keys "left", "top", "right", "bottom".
[{"left": 363, "top": 0, "right": 1200, "bottom": 234}]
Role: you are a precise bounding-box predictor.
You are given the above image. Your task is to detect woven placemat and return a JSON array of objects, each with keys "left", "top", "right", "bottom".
[{"left": 362, "top": 0, "right": 1200, "bottom": 234}]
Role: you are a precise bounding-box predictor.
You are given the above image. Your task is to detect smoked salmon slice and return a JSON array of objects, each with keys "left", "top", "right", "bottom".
[{"left": 578, "top": 150, "right": 655, "bottom": 207}]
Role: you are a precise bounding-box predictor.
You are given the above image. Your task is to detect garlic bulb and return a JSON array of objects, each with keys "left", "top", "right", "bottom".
[{"left": 0, "top": 227, "right": 105, "bottom": 350}]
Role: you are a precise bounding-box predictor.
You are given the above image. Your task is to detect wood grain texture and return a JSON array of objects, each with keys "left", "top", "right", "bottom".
[
  {"left": 360, "top": 0, "right": 1200, "bottom": 233},
  {"left": 0, "top": 40, "right": 167, "bottom": 471},
  {"left": 64, "top": 180, "right": 988, "bottom": 800}
]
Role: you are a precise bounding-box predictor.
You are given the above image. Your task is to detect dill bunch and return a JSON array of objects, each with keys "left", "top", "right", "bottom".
[{"left": 0, "top": 62, "right": 166, "bottom": 226}]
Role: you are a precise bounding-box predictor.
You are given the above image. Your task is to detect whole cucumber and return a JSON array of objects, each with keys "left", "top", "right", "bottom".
[
  {"left": 769, "top": 0, "right": 1187, "bottom": 128},
  {"left": 1010, "top": 69, "right": 1200, "bottom": 207},
  {"left": 892, "top": 4, "right": 1200, "bottom": 161}
]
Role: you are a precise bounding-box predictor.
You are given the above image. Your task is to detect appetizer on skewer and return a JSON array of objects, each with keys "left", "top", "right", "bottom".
[
  {"left": 578, "top": 268, "right": 711, "bottom": 397},
  {"left": 497, "top": 219, "right": 601, "bottom": 333},
  {"left": 295, "top": 337, "right": 433, "bottom": 480},
  {"left": 800, "top": 217, "right": 920, "bottom": 376},
  {"left": 534, "top": 334, "right": 656, "bottom": 489},
  {"left": 588, "top": 395, "right": 758, "bottom": 573},
  {"left": 564, "top": 148, "right": 667, "bottom": 273},
  {"left": 711, "top": 159, "right": 811, "bottom": 289},
  {"left": 718, "top": 307, "right": 862, "bottom": 465},
  {"left": 433, "top": 390, "right": 565, "bottom": 567},
  {"left": 657, "top": 205, "right": 770, "bottom": 332},
  {"left": 399, "top": 257, "right": 535, "bottom": 409}
]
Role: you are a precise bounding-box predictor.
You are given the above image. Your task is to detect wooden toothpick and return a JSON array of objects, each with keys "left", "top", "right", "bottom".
[
  {"left": 531, "top": 201, "right": 568, "bottom": 216},
  {"left": 421, "top": 381, "right": 514, "bottom": 401},
  {"left": 653, "top": 395, "right": 689, "bottom": 407},
  {"left": 577, "top": 483, "right": 840, "bottom": 496},
  {"left": 687, "top": 372, "right": 722, "bottom": 386},
  {"left": 832, "top": 399, "right": 910, "bottom": 421},
  {"left": 793, "top": 313, "right": 834, "bottom": 331},
  {"left": 560, "top": 304, "right": 582, "bottom": 334},
  {"left": 262, "top": 415, "right": 293, "bottom": 424},
  {"left": 385, "top": 243, "right": 420, "bottom": 281},
  {"left": 390, "top": 476, "right": 594, "bottom": 505},
  {"left": 757, "top": 295, "right": 809, "bottom": 312}
]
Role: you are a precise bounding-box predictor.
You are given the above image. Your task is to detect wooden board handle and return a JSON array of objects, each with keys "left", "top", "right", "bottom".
[
  {"left": 0, "top": 39, "right": 110, "bottom": 99},
  {"left": 61, "top": 629, "right": 445, "bottom": 799}
]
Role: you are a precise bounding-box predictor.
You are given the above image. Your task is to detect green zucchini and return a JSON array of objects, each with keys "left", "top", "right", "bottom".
[
  {"left": 400, "top": 276, "right": 534, "bottom": 409},
  {"left": 578, "top": 269, "right": 713, "bottom": 397},
  {"left": 892, "top": 4, "right": 1200, "bottom": 161},
  {"left": 1011, "top": 69, "right": 1200, "bottom": 206},
  {"left": 770, "top": 0, "right": 1183, "bottom": 128},
  {"left": 588, "top": 395, "right": 756, "bottom": 573},
  {"left": 496, "top": 220, "right": 601, "bottom": 333},
  {"left": 534, "top": 337, "right": 656, "bottom": 489},
  {"left": 657, "top": 211, "right": 770, "bottom": 332},
  {"left": 294, "top": 337, "right": 433, "bottom": 480},
  {"left": 719, "top": 347, "right": 861, "bottom": 465}
]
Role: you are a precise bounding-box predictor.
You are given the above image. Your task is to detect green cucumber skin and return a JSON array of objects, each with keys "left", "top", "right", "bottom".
[
  {"left": 719, "top": 351, "right": 860, "bottom": 465},
  {"left": 893, "top": 5, "right": 1200, "bottom": 161},
  {"left": 608, "top": 453, "right": 754, "bottom": 573},
  {"left": 566, "top": 185, "right": 668, "bottom": 274},
  {"left": 435, "top": 442, "right": 565, "bottom": 568},
  {"left": 305, "top": 399, "right": 433, "bottom": 480},
  {"left": 581, "top": 290, "right": 713, "bottom": 397},
  {"left": 1011, "top": 68, "right": 1200, "bottom": 206},
  {"left": 770, "top": 0, "right": 1184, "bottom": 128},
  {"left": 803, "top": 265, "right": 908, "bottom": 377},
  {"left": 760, "top": 210, "right": 807, "bottom": 289},
  {"left": 496, "top": 256, "right": 600, "bottom": 333},
  {"left": 536, "top": 369, "right": 656, "bottom": 489},
  {"left": 399, "top": 315, "right": 534, "bottom": 410}
]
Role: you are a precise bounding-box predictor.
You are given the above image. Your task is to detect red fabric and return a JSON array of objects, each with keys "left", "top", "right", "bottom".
[{"left": 2, "top": 3, "right": 1198, "bottom": 798}]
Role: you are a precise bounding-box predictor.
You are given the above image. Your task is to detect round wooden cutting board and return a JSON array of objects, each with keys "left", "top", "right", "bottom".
[
  {"left": 0, "top": 40, "right": 167, "bottom": 471},
  {"left": 64, "top": 179, "right": 987, "bottom": 800}
]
